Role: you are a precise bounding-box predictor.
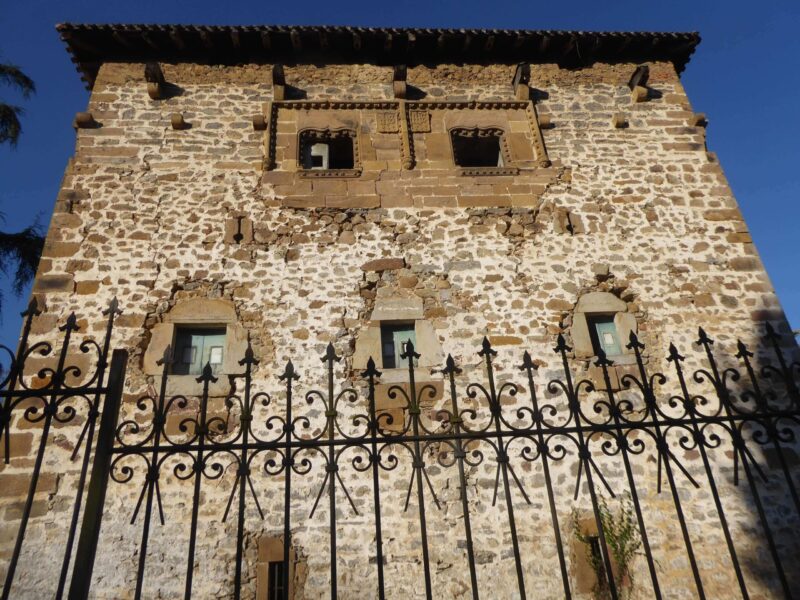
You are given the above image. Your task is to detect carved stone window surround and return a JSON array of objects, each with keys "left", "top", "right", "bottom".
[
  {"left": 296, "top": 127, "right": 362, "bottom": 178},
  {"left": 263, "top": 99, "right": 551, "bottom": 172},
  {"left": 449, "top": 126, "right": 517, "bottom": 176}
]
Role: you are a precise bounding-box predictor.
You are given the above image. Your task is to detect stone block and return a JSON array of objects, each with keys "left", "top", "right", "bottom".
[
  {"left": 360, "top": 258, "right": 405, "bottom": 272},
  {"left": 370, "top": 296, "right": 423, "bottom": 321},
  {"left": 33, "top": 274, "right": 74, "bottom": 293},
  {"left": 415, "top": 320, "right": 444, "bottom": 367},
  {"left": 352, "top": 326, "right": 381, "bottom": 369},
  {"left": 730, "top": 257, "right": 761, "bottom": 271},
  {"left": 75, "top": 280, "right": 101, "bottom": 295},
  {"left": 575, "top": 292, "right": 626, "bottom": 314}
]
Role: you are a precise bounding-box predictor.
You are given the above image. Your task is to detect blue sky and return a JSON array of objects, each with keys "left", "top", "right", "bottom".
[{"left": 0, "top": 0, "right": 798, "bottom": 349}]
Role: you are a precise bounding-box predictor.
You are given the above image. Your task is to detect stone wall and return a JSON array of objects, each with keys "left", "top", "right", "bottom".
[{"left": 2, "top": 58, "right": 798, "bottom": 599}]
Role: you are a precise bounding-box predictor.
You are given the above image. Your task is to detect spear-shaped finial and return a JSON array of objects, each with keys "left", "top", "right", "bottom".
[
  {"left": 196, "top": 361, "right": 219, "bottom": 384},
  {"left": 400, "top": 338, "right": 420, "bottom": 360},
  {"left": 553, "top": 332, "right": 571, "bottom": 354},
  {"left": 279, "top": 359, "right": 299, "bottom": 381},
  {"left": 478, "top": 336, "right": 497, "bottom": 357},
  {"left": 667, "top": 342, "right": 684, "bottom": 363},
  {"left": 239, "top": 331, "right": 259, "bottom": 366},
  {"left": 735, "top": 339, "right": 753, "bottom": 360},
  {"left": 519, "top": 350, "right": 537, "bottom": 372},
  {"left": 626, "top": 330, "right": 644, "bottom": 351},
  {"left": 102, "top": 296, "right": 123, "bottom": 317},
  {"left": 696, "top": 326, "right": 713, "bottom": 347},
  {"left": 21, "top": 296, "right": 41, "bottom": 318},
  {"left": 441, "top": 353, "right": 462, "bottom": 376},
  {"left": 594, "top": 347, "right": 614, "bottom": 367},
  {"left": 156, "top": 343, "right": 174, "bottom": 367},
  {"left": 60, "top": 312, "right": 80, "bottom": 333},
  {"left": 361, "top": 356, "right": 382, "bottom": 379},
  {"left": 321, "top": 341, "right": 341, "bottom": 364}
]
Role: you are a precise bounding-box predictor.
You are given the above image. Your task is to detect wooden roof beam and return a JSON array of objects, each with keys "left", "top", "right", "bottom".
[
  {"left": 169, "top": 29, "right": 187, "bottom": 52},
  {"left": 272, "top": 64, "right": 286, "bottom": 101},
  {"left": 290, "top": 29, "right": 302, "bottom": 51}
]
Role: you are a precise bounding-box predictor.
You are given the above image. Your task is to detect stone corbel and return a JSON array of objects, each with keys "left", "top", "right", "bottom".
[
  {"left": 393, "top": 65, "right": 407, "bottom": 99},
  {"left": 690, "top": 113, "right": 708, "bottom": 127},
  {"left": 628, "top": 65, "right": 649, "bottom": 103},
  {"left": 73, "top": 112, "right": 99, "bottom": 129},
  {"left": 170, "top": 113, "right": 190, "bottom": 130},
  {"left": 611, "top": 113, "right": 628, "bottom": 128},
  {"left": 512, "top": 63, "right": 531, "bottom": 101},
  {"left": 144, "top": 62, "right": 166, "bottom": 100},
  {"left": 272, "top": 64, "right": 286, "bottom": 101}
]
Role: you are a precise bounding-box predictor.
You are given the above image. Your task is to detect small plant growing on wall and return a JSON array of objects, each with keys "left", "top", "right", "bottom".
[{"left": 572, "top": 494, "right": 643, "bottom": 600}]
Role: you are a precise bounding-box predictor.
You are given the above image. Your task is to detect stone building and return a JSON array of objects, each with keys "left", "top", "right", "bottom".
[{"left": 1, "top": 24, "right": 799, "bottom": 600}]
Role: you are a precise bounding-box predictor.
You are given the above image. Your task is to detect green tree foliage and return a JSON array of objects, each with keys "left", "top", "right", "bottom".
[
  {"left": 0, "top": 63, "right": 35, "bottom": 146},
  {"left": 0, "top": 60, "right": 44, "bottom": 315},
  {"left": 573, "top": 494, "right": 643, "bottom": 600}
]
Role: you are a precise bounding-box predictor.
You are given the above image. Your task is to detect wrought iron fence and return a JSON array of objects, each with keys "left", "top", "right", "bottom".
[{"left": 0, "top": 299, "right": 799, "bottom": 599}]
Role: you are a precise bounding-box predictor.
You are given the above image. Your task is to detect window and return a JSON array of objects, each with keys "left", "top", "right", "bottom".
[
  {"left": 171, "top": 326, "right": 226, "bottom": 376},
  {"left": 299, "top": 130, "right": 355, "bottom": 170},
  {"left": 380, "top": 323, "right": 417, "bottom": 369},
  {"left": 450, "top": 128, "right": 505, "bottom": 168},
  {"left": 586, "top": 315, "right": 622, "bottom": 357},
  {"left": 267, "top": 561, "right": 285, "bottom": 600}
]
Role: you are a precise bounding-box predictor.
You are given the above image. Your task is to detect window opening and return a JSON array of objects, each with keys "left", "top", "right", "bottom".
[
  {"left": 300, "top": 134, "right": 354, "bottom": 170},
  {"left": 450, "top": 128, "right": 504, "bottom": 168},
  {"left": 171, "top": 326, "right": 226, "bottom": 376},
  {"left": 380, "top": 323, "right": 417, "bottom": 369},
  {"left": 586, "top": 315, "right": 622, "bottom": 357},
  {"left": 268, "top": 561, "right": 285, "bottom": 600}
]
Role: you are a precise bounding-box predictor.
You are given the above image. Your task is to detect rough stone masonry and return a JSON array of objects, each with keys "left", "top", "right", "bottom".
[{"left": 1, "top": 25, "right": 798, "bottom": 599}]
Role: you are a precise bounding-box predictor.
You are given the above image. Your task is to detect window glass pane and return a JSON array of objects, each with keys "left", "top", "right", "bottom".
[
  {"left": 171, "top": 327, "right": 226, "bottom": 375},
  {"left": 268, "top": 561, "right": 284, "bottom": 600},
  {"left": 380, "top": 323, "right": 416, "bottom": 369},
  {"left": 587, "top": 316, "right": 622, "bottom": 357}
]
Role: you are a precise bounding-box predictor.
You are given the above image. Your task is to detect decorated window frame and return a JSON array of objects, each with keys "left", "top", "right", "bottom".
[
  {"left": 448, "top": 127, "right": 518, "bottom": 176},
  {"left": 297, "top": 128, "right": 362, "bottom": 178}
]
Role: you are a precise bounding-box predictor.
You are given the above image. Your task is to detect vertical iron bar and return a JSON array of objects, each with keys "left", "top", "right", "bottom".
[
  {"left": 280, "top": 361, "right": 299, "bottom": 600},
  {"left": 764, "top": 323, "right": 800, "bottom": 407},
  {"left": 628, "top": 334, "right": 704, "bottom": 598},
  {"left": 67, "top": 349, "right": 128, "bottom": 600},
  {"left": 595, "top": 350, "right": 661, "bottom": 599},
  {"left": 233, "top": 341, "right": 258, "bottom": 599},
  {"left": 0, "top": 298, "right": 40, "bottom": 463},
  {"left": 555, "top": 334, "right": 618, "bottom": 599},
  {"left": 133, "top": 349, "right": 171, "bottom": 600},
  {"left": 520, "top": 351, "right": 571, "bottom": 599},
  {"left": 2, "top": 313, "right": 78, "bottom": 600},
  {"left": 323, "top": 343, "right": 339, "bottom": 600},
  {"left": 737, "top": 339, "right": 800, "bottom": 518},
  {"left": 403, "top": 340, "right": 433, "bottom": 600},
  {"left": 443, "top": 355, "right": 479, "bottom": 600},
  {"left": 362, "top": 358, "right": 386, "bottom": 600},
  {"left": 479, "top": 338, "right": 526, "bottom": 599},
  {"left": 184, "top": 363, "right": 216, "bottom": 600},
  {"left": 697, "top": 329, "right": 790, "bottom": 597},
  {"left": 668, "top": 342, "right": 749, "bottom": 599},
  {"left": 57, "top": 298, "right": 120, "bottom": 600}
]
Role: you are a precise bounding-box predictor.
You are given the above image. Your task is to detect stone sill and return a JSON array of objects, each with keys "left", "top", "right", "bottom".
[
  {"left": 298, "top": 168, "right": 362, "bottom": 178},
  {"left": 458, "top": 166, "right": 520, "bottom": 177}
]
